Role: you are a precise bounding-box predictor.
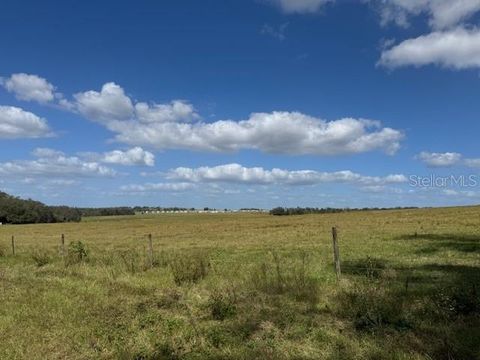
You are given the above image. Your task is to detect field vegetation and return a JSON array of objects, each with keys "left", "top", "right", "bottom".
[{"left": 0, "top": 207, "right": 479, "bottom": 359}]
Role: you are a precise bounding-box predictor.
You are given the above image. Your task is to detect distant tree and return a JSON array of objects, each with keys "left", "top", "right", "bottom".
[
  {"left": 269, "top": 206, "right": 418, "bottom": 216},
  {"left": 0, "top": 191, "right": 85, "bottom": 224},
  {"left": 0, "top": 191, "right": 55, "bottom": 224},
  {"left": 78, "top": 207, "right": 135, "bottom": 217},
  {"left": 50, "top": 206, "right": 82, "bottom": 222},
  {"left": 270, "top": 207, "right": 287, "bottom": 216}
]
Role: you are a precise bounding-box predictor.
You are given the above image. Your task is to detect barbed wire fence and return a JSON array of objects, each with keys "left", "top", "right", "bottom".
[{"left": 1, "top": 227, "right": 479, "bottom": 290}]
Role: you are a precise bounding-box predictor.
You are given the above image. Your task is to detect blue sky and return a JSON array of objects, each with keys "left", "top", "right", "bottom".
[{"left": 1, "top": 0, "right": 480, "bottom": 209}]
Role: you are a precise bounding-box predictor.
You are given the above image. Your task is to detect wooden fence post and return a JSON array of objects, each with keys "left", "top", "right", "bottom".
[
  {"left": 332, "top": 227, "right": 341, "bottom": 279},
  {"left": 61, "top": 234, "right": 66, "bottom": 257},
  {"left": 11, "top": 235, "right": 15, "bottom": 256},
  {"left": 148, "top": 234, "right": 153, "bottom": 268}
]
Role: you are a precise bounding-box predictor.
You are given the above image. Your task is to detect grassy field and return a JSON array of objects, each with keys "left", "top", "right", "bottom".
[{"left": 0, "top": 207, "right": 479, "bottom": 359}]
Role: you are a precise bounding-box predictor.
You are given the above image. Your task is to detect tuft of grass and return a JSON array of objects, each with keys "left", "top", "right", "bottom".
[
  {"left": 31, "top": 248, "right": 51, "bottom": 267},
  {"left": 66, "top": 241, "right": 89, "bottom": 265},
  {"left": 251, "top": 251, "right": 321, "bottom": 305},
  {"left": 152, "top": 250, "right": 171, "bottom": 268},
  {"left": 118, "top": 249, "right": 142, "bottom": 274},
  {"left": 156, "top": 288, "right": 183, "bottom": 309},
  {"left": 343, "top": 256, "right": 388, "bottom": 278},
  {"left": 434, "top": 282, "right": 480, "bottom": 317},
  {"left": 337, "top": 281, "right": 412, "bottom": 332},
  {"left": 208, "top": 288, "right": 237, "bottom": 320},
  {"left": 169, "top": 250, "right": 210, "bottom": 285}
]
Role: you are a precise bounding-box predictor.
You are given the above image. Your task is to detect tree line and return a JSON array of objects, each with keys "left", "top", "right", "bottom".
[
  {"left": 0, "top": 191, "right": 137, "bottom": 224},
  {"left": 0, "top": 191, "right": 81, "bottom": 224},
  {"left": 78, "top": 207, "right": 135, "bottom": 217},
  {"left": 269, "top": 206, "right": 418, "bottom": 216}
]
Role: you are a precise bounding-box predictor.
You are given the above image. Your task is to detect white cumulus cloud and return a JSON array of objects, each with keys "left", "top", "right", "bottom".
[
  {"left": 417, "top": 151, "right": 480, "bottom": 168},
  {"left": 5, "top": 79, "right": 403, "bottom": 156},
  {"left": 135, "top": 100, "right": 198, "bottom": 123},
  {"left": 101, "top": 147, "right": 155, "bottom": 167},
  {"left": 71, "top": 82, "right": 198, "bottom": 125},
  {"left": 0, "top": 106, "right": 51, "bottom": 139},
  {"left": 1, "top": 73, "right": 56, "bottom": 103},
  {"left": 416, "top": 151, "right": 463, "bottom": 167},
  {"left": 107, "top": 110, "right": 403, "bottom": 155},
  {"left": 78, "top": 147, "right": 155, "bottom": 166},
  {"left": 379, "top": 27, "right": 480, "bottom": 69},
  {"left": 73, "top": 82, "right": 134, "bottom": 122}
]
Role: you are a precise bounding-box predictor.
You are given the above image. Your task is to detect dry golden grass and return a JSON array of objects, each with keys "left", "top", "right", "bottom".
[{"left": 0, "top": 207, "right": 479, "bottom": 359}]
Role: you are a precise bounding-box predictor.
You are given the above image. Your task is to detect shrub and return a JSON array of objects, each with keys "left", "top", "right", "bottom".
[
  {"left": 337, "top": 283, "right": 411, "bottom": 332},
  {"left": 119, "top": 250, "right": 141, "bottom": 274},
  {"left": 31, "top": 248, "right": 51, "bottom": 267},
  {"left": 151, "top": 250, "right": 170, "bottom": 268},
  {"left": 155, "top": 288, "right": 182, "bottom": 309},
  {"left": 0, "top": 244, "right": 6, "bottom": 257},
  {"left": 170, "top": 251, "right": 210, "bottom": 285},
  {"left": 0, "top": 191, "right": 55, "bottom": 224},
  {"left": 206, "top": 326, "right": 229, "bottom": 348},
  {"left": 435, "top": 282, "right": 480, "bottom": 317},
  {"left": 362, "top": 257, "right": 387, "bottom": 278},
  {"left": 208, "top": 289, "right": 237, "bottom": 320},
  {"left": 343, "top": 256, "right": 387, "bottom": 278},
  {"left": 251, "top": 251, "right": 320, "bottom": 305},
  {"left": 66, "top": 241, "right": 88, "bottom": 265}
]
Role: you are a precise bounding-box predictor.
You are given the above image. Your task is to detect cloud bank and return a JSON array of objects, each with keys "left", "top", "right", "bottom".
[
  {"left": 64, "top": 83, "right": 404, "bottom": 155},
  {"left": 167, "top": 163, "right": 407, "bottom": 186},
  {"left": 2, "top": 75, "right": 404, "bottom": 156},
  {"left": 0, "top": 148, "right": 116, "bottom": 178}
]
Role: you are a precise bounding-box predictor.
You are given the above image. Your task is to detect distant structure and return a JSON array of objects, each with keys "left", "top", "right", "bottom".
[{"left": 137, "top": 207, "right": 267, "bottom": 215}]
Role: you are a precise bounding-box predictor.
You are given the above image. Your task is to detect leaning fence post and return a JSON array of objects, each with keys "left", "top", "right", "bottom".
[
  {"left": 11, "top": 235, "right": 15, "bottom": 256},
  {"left": 148, "top": 233, "right": 154, "bottom": 268},
  {"left": 332, "top": 227, "right": 341, "bottom": 279},
  {"left": 61, "top": 234, "right": 66, "bottom": 257}
]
